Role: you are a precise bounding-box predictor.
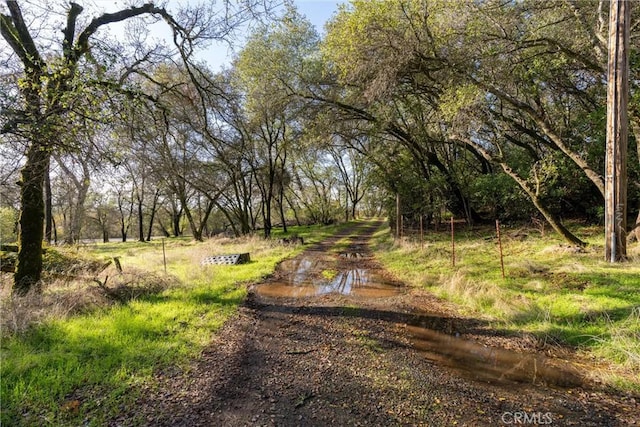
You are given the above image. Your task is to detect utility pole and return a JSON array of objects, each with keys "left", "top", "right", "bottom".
[{"left": 605, "top": 0, "right": 630, "bottom": 262}]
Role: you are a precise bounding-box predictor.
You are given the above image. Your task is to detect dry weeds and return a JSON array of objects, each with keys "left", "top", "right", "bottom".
[{"left": 0, "top": 264, "right": 172, "bottom": 335}]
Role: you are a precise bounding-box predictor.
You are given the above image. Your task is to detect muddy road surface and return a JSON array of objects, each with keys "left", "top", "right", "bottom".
[{"left": 125, "top": 220, "right": 638, "bottom": 426}]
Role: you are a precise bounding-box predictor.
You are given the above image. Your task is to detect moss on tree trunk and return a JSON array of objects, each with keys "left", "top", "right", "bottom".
[{"left": 14, "top": 144, "right": 48, "bottom": 295}]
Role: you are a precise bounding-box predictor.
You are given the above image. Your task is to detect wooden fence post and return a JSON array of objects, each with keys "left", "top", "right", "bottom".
[
  {"left": 162, "top": 238, "right": 167, "bottom": 273},
  {"left": 496, "top": 220, "right": 505, "bottom": 279},
  {"left": 451, "top": 217, "right": 455, "bottom": 267}
]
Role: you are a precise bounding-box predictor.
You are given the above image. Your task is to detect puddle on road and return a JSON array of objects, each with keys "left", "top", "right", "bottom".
[
  {"left": 405, "top": 324, "right": 584, "bottom": 387},
  {"left": 254, "top": 255, "right": 403, "bottom": 298},
  {"left": 254, "top": 249, "right": 584, "bottom": 388}
]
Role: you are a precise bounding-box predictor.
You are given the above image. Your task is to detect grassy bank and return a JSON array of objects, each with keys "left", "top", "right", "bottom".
[
  {"left": 0, "top": 224, "right": 339, "bottom": 426},
  {"left": 371, "top": 222, "right": 640, "bottom": 393}
]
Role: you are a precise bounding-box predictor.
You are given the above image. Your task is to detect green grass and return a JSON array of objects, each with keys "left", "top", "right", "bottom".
[
  {"left": 371, "top": 223, "right": 640, "bottom": 392},
  {"left": 328, "top": 236, "right": 353, "bottom": 254},
  {"left": 272, "top": 223, "right": 342, "bottom": 245},
  {"left": 0, "top": 224, "right": 340, "bottom": 426}
]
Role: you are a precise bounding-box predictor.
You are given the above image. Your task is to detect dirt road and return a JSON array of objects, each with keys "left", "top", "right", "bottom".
[{"left": 124, "top": 220, "right": 637, "bottom": 426}]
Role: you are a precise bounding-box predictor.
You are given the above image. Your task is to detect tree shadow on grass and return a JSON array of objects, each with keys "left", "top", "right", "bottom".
[{"left": 509, "top": 304, "right": 639, "bottom": 348}]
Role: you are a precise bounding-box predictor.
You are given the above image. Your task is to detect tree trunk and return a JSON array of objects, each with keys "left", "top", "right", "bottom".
[
  {"left": 236, "top": 180, "right": 252, "bottom": 235},
  {"left": 345, "top": 189, "right": 349, "bottom": 223},
  {"left": 157, "top": 218, "right": 171, "bottom": 237},
  {"left": 117, "top": 190, "right": 132, "bottom": 242},
  {"left": 423, "top": 150, "right": 482, "bottom": 224},
  {"left": 279, "top": 186, "right": 287, "bottom": 233},
  {"left": 56, "top": 155, "right": 90, "bottom": 244},
  {"left": 44, "top": 158, "right": 53, "bottom": 244},
  {"left": 137, "top": 196, "right": 145, "bottom": 242},
  {"left": 52, "top": 215, "right": 58, "bottom": 244},
  {"left": 263, "top": 196, "right": 272, "bottom": 238},
  {"left": 146, "top": 189, "right": 160, "bottom": 241},
  {"left": 284, "top": 193, "right": 301, "bottom": 226},
  {"left": 636, "top": 135, "right": 640, "bottom": 242},
  {"left": 173, "top": 214, "right": 181, "bottom": 237},
  {"left": 14, "top": 143, "right": 48, "bottom": 294},
  {"left": 182, "top": 201, "right": 206, "bottom": 242},
  {"left": 171, "top": 202, "right": 183, "bottom": 237},
  {"left": 258, "top": 173, "right": 273, "bottom": 238},
  {"left": 70, "top": 183, "right": 89, "bottom": 243},
  {"left": 262, "top": 197, "right": 271, "bottom": 239},
  {"left": 215, "top": 201, "right": 240, "bottom": 237},
  {"left": 184, "top": 209, "right": 199, "bottom": 240}
]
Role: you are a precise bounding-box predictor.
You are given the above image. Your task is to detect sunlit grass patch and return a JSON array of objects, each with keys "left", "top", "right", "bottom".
[{"left": 272, "top": 222, "right": 342, "bottom": 245}]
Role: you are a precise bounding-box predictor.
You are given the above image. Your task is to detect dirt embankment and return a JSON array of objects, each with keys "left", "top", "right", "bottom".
[{"left": 121, "top": 221, "right": 638, "bottom": 426}]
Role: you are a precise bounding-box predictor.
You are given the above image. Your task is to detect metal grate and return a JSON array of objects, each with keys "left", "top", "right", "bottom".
[{"left": 201, "top": 253, "right": 250, "bottom": 266}]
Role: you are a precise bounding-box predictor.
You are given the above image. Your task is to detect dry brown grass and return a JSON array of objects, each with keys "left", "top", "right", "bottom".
[
  {"left": 1, "top": 274, "right": 104, "bottom": 335},
  {"left": 0, "top": 264, "right": 172, "bottom": 336},
  {"left": 438, "top": 270, "right": 533, "bottom": 318},
  {"left": 0, "top": 235, "right": 289, "bottom": 337}
]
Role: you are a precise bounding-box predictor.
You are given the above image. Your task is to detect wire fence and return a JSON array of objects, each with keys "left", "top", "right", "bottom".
[{"left": 392, "top": 215, "right": 509, "bottom": 278}]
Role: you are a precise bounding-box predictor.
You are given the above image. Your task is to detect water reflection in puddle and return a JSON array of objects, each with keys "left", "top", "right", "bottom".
[
  {"left": 405, "top": 324, "right": 584, "bottom": 387},
  {"left": 254, "top": 255, "right": 403, "bottom": 298},
  {"left": 278, "top": 258, "right": 320, "bottom": 286}
]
